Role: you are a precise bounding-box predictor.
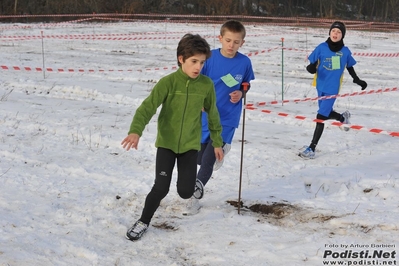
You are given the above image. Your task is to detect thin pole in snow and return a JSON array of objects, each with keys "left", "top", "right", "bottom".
[
  {"left": 213, "top": 26, "right": 216, "bottom": 49},
  {"left": 238, "top": 82, "right": 249, "bottom": 215},
  {"left": 41, "top": 31, "right": 45, "bottom": 79},
  {"left": 305, "top": 27, "right": 308, "bottom": 52},
  {"left": 281, "top": 37, "right": 284, "bottom": 106}
]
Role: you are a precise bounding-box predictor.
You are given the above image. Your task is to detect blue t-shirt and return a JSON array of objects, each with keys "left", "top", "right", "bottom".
[
  {"left": 201, "top": 49, "right": 255, "bottom": 138},
  {"left": 308, "top": 42, "right": 356, "bottom": 94}
]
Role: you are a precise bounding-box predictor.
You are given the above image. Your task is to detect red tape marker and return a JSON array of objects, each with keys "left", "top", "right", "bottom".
[
  {"left": 247, "top": 87, "right": 398, "bottom": 107},
  {"left": 247, "top": 106, "right": 399, "bottom": 138}
]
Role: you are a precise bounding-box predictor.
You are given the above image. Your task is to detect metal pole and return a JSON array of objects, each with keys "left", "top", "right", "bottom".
[
  {"left": 281, "top": 37, "right": 284, "bottom": 106},
  {"left": 41, "top": 31, "right": 45, "bottom": 79},
  {"left": 238, "top": 82, "right": 249, "bottom": 214}
]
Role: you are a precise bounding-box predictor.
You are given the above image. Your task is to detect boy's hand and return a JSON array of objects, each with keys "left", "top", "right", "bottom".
[
  {"left": 229, "top": 90, "right": 243, "bottom": 103},
  {"left": 353, "top": 78, "right": 367, "bottom": 90},
  {"left": 306, "top": 62, "right": 317, "bottom": 74},
  {"left": 121, "top": 133, "right": 140, "bottom": 151},
  {"left": 214, "top": 147, "right": 224, "bottom": 162}
]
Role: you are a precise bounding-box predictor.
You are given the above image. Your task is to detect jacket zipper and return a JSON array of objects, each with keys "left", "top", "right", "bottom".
[{"left": 177, "top": 79, "right": 190, "bottom": 153}]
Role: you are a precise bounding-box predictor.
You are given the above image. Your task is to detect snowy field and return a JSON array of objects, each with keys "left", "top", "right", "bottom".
[{"left": 0, "top": 20, "right": 398, "bottom": 265}]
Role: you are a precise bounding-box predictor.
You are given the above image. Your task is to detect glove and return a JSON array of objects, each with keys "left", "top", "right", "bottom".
[
  {"left": 353, "top": 78, "right": 367, "bottom": 90},
  {"left": 306, "top": 63, "right": 317, "bottom": 74}
]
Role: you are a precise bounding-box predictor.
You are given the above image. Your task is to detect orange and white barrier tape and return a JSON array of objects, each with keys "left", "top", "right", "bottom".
[
  {"left": 282, "top": 47, "right": 399, "bottom": 57},
  {"left": 0, "top": 65, "right": 178, "bottom": 73},
  {"left": 246, "top": 106, "right": 399, "bottom": 138},
  {"left": 247, "top": 87, "right": 398, "bottom": 107},
  {"left": 0, "top": 34, "right": 187, "bottom": 41},
  {"left": 0, "top": 32, "right": 275, "bottom": 41}
]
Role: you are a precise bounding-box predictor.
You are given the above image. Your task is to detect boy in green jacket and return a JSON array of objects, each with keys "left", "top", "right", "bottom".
[{"left": 121, "top": 33, "right": 224, "bottom": 241}]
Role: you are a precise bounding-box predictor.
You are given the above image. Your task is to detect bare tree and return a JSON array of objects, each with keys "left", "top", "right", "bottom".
[{"left": 387, "top": 0, "right": 399, "bottom": 21}]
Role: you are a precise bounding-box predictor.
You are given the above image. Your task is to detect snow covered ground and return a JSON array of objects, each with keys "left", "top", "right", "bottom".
[{"left": 0, "top": 20, "right": 398, "bottom": 265}]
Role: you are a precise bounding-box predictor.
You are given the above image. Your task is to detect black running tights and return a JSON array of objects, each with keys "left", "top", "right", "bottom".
[
  {"left": 139, "top": 147, "right": 197, "bottom": 224},
  {"left": 310, "top": 111, "right": 343, "bottom": 151}
]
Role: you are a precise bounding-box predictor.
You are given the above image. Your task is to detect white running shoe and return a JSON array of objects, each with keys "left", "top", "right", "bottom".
[
  {"left": 182, "top": 197, "right": 201, "bottom": 216},
  {"left": 341, "top": 110, "right": 351, "bottom": 132},
  {"left": 125, "top": 220, "right": 149, "bottom": 241},
  {"left": 213, "top": 143, "right": 231, "bottom": 171},
  {"left": 193, "top": 179, "right": 204, "bottom": 199},
  {"left": 298, "top": 146, "right": 315, "bottom": 159}
]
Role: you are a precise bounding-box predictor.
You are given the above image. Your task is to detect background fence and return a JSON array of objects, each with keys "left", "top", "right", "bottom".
[{"left": 1, "top": 14, "right": 399, "bottom": 32}]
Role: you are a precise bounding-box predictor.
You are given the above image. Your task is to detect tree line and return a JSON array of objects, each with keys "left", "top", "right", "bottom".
[{"left": 1, "top": 0, "right": 399, "bottom": 22}]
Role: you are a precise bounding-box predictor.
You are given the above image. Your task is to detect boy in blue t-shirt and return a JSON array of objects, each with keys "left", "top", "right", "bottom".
[
  {"left": 183, "top": 20, "right": 255, "bottom": 215},
  {"left": 299, "top": 21, "right": 367, "bottom": 159}
]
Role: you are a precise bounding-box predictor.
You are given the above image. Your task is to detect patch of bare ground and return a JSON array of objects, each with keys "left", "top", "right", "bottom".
[
  {"left": 227, "top": 200, "right": 398, "bottom": 239},
  {"left": 227, "top": 200, "right": 341, "bottom": 226},
  {"left": 152, "top": 221, "right": 178, "bottom": 231}
]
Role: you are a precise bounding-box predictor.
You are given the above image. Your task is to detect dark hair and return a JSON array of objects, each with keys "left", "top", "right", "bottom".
[
  {"left": 176, "top": 34, "right": 211, "bottom": 67},
  {"left": 220, "top": 20, "right": 246, "bottom": 39}
]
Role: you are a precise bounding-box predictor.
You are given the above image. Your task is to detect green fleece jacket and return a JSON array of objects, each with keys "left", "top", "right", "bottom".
[{"left": 128, "top": 67, "right": 223, "bottom": 154}]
